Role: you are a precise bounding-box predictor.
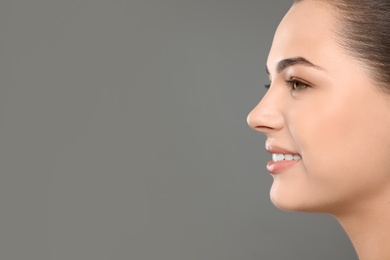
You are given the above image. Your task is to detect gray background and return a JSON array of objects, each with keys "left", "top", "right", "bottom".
[{"left": 0, "top": 0, "right": 357, "bottom": 259}]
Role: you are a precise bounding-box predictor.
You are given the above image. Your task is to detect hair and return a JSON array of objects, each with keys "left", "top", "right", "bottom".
[{"left": 294, "top": 0, "right": 390, "bottom": 93}]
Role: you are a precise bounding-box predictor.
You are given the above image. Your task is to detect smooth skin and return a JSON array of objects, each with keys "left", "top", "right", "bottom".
[{"left": 247, "top": 1, "right": 390, "bottom": 259}]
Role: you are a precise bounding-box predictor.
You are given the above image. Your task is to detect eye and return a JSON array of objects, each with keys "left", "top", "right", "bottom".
[
  {"left": 286, "top": 79, "right": 309, "bottom": 91},
  {"left": 264, "top": 83, "right": 271, "bottom": 89}
]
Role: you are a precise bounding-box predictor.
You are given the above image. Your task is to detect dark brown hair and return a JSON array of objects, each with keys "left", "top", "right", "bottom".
[{"left": 294, "top": 0, "right": 390, "bottom": 93}]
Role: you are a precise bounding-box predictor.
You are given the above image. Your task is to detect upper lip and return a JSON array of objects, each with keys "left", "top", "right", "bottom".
[{"left": 265, "top": 143, "right": 300, "bottom": 155}]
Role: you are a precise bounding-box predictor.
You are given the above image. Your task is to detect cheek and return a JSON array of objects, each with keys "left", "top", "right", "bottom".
[
  {"left": 292, "top": 90, "right": 377, "bottom": 166},
  {"left": 289, "top": 97, "right": 355, "bottom": 161},
  {"left": 289, "top": 92, "right": 390, "bottom": 203}
]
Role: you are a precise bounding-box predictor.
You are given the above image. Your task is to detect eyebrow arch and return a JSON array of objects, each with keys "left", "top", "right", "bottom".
[{"left": 265, "top": 57, "right": 323, "bottom": 75}]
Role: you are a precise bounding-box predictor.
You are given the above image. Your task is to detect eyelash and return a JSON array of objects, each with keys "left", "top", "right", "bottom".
[
  {"left": 286, "top": 79, "right": 309, "bottom": 91},
  {"left": 264, "top": 79, "right": 309, "bottom": 91}
]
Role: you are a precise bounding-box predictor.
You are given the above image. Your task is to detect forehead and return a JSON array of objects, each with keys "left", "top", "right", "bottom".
[{"left": 267, "top": 1, "right": 337, "bottom": 72}]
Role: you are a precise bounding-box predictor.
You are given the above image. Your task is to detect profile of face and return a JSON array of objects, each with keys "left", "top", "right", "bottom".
[{"left": 247, "top": 0, "right": 390, "bottom": 215}]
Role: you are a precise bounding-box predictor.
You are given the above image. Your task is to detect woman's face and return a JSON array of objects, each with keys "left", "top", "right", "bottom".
[{"left": 247, "top": 0, "right": 390, "bottom": 214}]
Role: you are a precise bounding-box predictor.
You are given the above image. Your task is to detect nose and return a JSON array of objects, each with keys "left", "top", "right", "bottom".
[{"left": 247, "top": 89, "right": 285, "bottom": 135}]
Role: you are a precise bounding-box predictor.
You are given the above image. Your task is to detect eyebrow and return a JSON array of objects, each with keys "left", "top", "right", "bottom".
[{"left": 265, "top": 57, "right": 323, "bottom": 75}]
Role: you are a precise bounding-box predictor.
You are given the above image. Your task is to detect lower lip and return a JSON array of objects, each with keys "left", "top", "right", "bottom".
[{"left": 266, "top": 160, "right": 300, "bottom": 174}]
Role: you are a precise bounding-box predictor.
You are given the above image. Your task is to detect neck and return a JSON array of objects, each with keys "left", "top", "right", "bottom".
[{"left": 333, "top": 200, "right": 390, "bottom": 260}]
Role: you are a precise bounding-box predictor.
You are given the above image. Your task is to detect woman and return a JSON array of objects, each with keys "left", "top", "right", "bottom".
[{"left": 247, "top": 0, "right": 390, "bottom": 259}]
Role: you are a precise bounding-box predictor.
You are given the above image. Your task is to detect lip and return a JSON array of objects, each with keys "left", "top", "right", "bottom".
[
  {"left": 265, "top": 143, "right": 301, "bottom": 174},
  {"left": 266, "top": 159, "right": 300, "bottom": 174},
  {"left": 265, "top": 143, "right": 300, "bottom": 155}
]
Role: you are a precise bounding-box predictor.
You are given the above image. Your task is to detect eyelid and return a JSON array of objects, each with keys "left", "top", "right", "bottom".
[
  {"left": 264, "top": 77, "right": 312, "bottom": 91},
  {"left": 286, "top": 77, "right": 312, "bottom": 91},
  {"left": 286, "top": 80, "right": 307, "bottom": 91}
]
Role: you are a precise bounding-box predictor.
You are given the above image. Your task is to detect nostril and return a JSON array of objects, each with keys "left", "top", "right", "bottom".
[
  {"left": 253, "top": 125, "right": 276, "bottom": 134},
  {"left": 247, "top": 110, "right": 284, "bottom": 133},
  {"left": 247, "top": 111, "right": 265, "bottom": 130},
  {"left": 247, "top": 99, "right": 284, "bottom": 132},
  {"left": 255, "top": 126, "right": 274, "bottom": 130},
  {"left": 248, "top": 111, "right": 275, "bottom": 130}
]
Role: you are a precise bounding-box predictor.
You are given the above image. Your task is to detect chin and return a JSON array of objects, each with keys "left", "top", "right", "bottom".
[
  {"left": 270, "top": 195, "right": 302, "bottom": 212},
  {"left": 270, "top": 190, "right": 330, "bottom": 213}
]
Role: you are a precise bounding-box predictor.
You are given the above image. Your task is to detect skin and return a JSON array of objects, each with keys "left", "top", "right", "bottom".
[{"left": 247, "top": 1, "right": 390, "bottom": 259}]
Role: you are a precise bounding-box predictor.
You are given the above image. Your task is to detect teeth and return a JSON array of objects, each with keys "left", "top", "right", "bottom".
[
  {"left": 293, "top": 155, "right": 301, "bottom": 160},
  {"left": 272, "top": 153, "right": 302, "bottom": 162}
]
